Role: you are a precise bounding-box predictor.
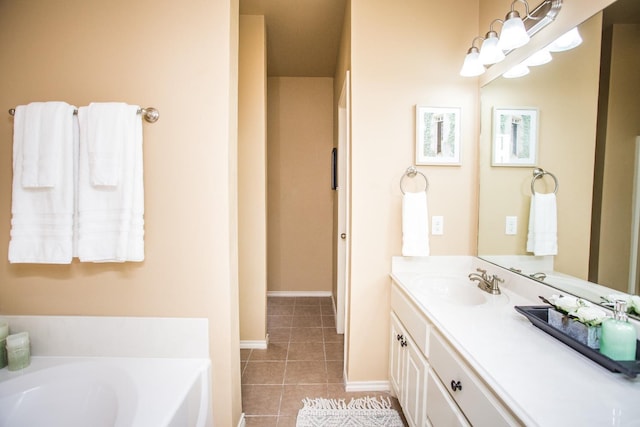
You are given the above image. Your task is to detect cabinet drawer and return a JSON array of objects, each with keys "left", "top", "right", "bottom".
[
  {"left": 426, "top": 370, "right": 470, "bottom": 427},
  {"left": 429, "top": 332, "right": 519, "bottom": 427},
  {"left": 391, "top": 283, "right": 431, "bottom": 355}
]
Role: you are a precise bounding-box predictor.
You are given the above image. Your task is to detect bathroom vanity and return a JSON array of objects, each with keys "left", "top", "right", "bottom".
[{"left": 389, "top": 256, "right": 640, "bottom": 427}]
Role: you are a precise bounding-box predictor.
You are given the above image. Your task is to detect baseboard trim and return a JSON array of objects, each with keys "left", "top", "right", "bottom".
[
  {"left": 267, "top": 291, "right": 332, "bottom": 297},
  {"left": 237, "top": 413, "right": 246, "bottom": 427},
  {"left": 344, "top": 380, "right": 391, "bottom": 392},
  {"left": 239, "top": 337, "right": 268, "bottom": 350}
]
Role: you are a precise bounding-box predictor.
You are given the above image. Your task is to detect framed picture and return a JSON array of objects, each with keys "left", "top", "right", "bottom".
[
  {"left": 415, "top": 106, "right": 461, "bottom": 165},
  {"left": 492, "top": 107, "right": 539, "bottom": 166}
]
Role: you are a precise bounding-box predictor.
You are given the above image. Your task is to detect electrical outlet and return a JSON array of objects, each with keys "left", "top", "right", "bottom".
[
  {"left": 505, "top": 216, "right": 517, "bottom": 235},
  {"left": 432, "top": 216, "right": 444, "bottom": 235}
]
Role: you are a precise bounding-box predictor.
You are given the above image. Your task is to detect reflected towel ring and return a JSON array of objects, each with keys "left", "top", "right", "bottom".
[
  {"left": 531, "top": 167, "right": 559, "bottom": 195},
  {"left": 400, "top": 166, "right": 429, "bottom": 195}
]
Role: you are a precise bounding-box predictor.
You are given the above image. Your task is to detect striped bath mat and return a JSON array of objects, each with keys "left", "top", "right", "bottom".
[{"left": 296, "top": 396, "right": 404, "bottom": 426}]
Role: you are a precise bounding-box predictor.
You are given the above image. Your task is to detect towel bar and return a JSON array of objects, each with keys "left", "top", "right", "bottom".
[
  {"left": 400, "top": 166, "right": 429, "bottom": 195},
  {"left": 531, "top": 167, "right": 559, "bottom": 195},
  {"left": 8, "top": 106, "right": 160, "bottom": 123}
]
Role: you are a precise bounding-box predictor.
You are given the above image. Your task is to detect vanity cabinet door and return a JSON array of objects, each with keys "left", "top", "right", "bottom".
[
  {"left": 403, "top": 332, "right": 428, "bottom": 427},
  {"left": 390, "top": 312, "right": 406, "bottom": 399},
  {"left": 390, "top": 312, "right": 428, "bottom": 427},
  {"left": 426, "top": 370, "right": 470, "bottom": 427}
]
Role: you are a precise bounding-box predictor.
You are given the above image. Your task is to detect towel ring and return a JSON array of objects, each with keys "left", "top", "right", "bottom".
[
  {"left": 400, "top": 166, "right": 429, "bottom": 195},
  {"left": 531, "top": 167, "right": 559, "bottom": 195}
]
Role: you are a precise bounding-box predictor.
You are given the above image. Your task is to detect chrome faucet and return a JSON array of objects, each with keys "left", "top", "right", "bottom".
[
  {"left": 468, "top": 268, "right": 503, "bottom": 295},
  {"left": 529, "top": 272, "right": 547, "bottom": 281}
]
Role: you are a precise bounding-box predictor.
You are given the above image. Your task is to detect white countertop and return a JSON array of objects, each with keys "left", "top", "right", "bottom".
[{"left": 391, "top": 256, "right": 640, "bottom": 427}]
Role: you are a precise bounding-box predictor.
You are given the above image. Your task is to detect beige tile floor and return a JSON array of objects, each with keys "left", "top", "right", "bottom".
[{"left": 240, "top": 296, "right": 407, "bottom": 426}]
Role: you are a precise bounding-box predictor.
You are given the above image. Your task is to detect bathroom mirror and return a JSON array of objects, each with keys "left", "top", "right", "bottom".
[{"left": 477, "top": 0, "right": 640, "bottom": 316}]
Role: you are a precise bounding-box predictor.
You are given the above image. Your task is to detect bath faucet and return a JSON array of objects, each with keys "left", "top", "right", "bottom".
[
  {"left": 529, "top": 272, "right": 547, "bottom": 281},
  {"left": 468, "top": 268, "right": 503, "bottom": 295}
]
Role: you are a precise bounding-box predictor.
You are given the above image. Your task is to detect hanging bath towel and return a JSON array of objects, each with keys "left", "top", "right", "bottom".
[
  {"left": 77, "top": 103, "right": 144, "bottom": 262},
  {"left": 8, "top": 102, "right": 77, "bottom": 264},
  {"left": 526, "top": 192, "right": 558, "bottom": 256},
  {"left": 402, "top": 191, "right": 430, "bottom": 256}
]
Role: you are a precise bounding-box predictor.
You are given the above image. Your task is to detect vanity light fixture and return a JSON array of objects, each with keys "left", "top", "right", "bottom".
[
  {"left": 461, "top": 0, "right": 563, "bottom": 78},
  {"left": 497, "top": 0, "right": 531, "bottom": 51},
  {"left": 459, "top": 37, "right": 486, "bottom": 77},
  {"left": 479, "top": 19, "right": 506, "bottom": 65},
  {"left": 547, "top": 27, "right": 582, "bottom": 52},
  {"left": 524, "top": 48, "right": 552, "bottom": 66},
  {"left": 503, "top": 62, "right": 530, "bottom": 78}
]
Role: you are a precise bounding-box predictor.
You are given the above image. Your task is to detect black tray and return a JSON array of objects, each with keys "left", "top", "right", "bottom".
[{"left": 515, "top": 305, "right": 640, "bottom": 378}]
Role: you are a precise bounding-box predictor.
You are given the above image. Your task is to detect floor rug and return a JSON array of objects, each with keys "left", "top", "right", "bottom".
[{"left": 296, "top": 396, "right": 404, "bottom": 427}]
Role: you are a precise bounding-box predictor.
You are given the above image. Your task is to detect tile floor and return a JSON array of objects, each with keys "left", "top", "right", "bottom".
[{"left": 240, "top": 296, "right": 406, "bottom": 426}]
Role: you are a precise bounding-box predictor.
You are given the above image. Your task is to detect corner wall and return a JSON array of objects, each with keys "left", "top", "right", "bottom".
[
  {"left": 347, "top": 0, "right": 479, "bottom": 383},
  {"left": 0, "top": 1, "right": 242, "bottom": 425},
  {"left": 239, "top": 15, "right": 268, "bottom": 343}
]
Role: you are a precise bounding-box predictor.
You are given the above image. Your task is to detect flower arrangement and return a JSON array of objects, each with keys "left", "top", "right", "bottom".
[{"left": 547, "top": 294, "right": 608, "bottom": 327}]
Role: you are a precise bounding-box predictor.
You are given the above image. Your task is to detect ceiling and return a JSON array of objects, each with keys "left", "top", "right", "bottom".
[{"left": 239, "top": 0, "right": 346, "bottom": 77}]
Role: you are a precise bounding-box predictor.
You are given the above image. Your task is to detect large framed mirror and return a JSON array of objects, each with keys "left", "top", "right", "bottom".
[{"left": 478, "top": 0, "right": 640, "bottom": 316}]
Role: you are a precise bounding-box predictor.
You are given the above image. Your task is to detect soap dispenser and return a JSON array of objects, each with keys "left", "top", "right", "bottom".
[{"left": 600, "top": 300, "right": 638, "bottom": 361}]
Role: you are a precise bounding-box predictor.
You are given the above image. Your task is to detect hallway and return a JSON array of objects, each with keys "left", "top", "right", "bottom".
[{"left": 240, "top": 296, "right": 405, "bottom": 426}]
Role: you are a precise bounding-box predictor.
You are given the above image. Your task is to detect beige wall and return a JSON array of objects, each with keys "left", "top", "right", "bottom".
[
  {"left": 597, "top": 24, "right": 640, "bottom": 290},
  {"left": 267, "top": 77, "right": 335, "bottom": 293},
  {"left": 0, "top": 1, "right": 242, "bottom": 425},
  {"left": 478, "top": 14, "right": 603, "bottom": 279},
  {"left": 239, "top": 15, "right": 268, "bottom": 342},
  {"left": 346, "top": 0, "right": 479, "bottom": 383}
]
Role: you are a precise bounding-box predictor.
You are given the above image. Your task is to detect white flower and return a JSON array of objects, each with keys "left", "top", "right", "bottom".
[
  {"left": 549, "top": 294, "right": 590, "bottom": 314},
  {"left": 572, "top": 306, "right": 607, "bottom": 327}
]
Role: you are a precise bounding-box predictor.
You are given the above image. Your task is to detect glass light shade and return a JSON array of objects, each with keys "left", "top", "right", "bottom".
[
  {"left": 524, "top": 49, "right": 552, "bottom": 66},
  {"left": 498, "top": 11, "right": 530, "bottom": 51},
  {"left": 479, "top": 32, "right": 505, "bottom": 65},
  {"left": 503, "top": 63, "right": 530, "bottom": 78},
  {"left": 547, "top": 27, "right": 582, "bottom": 52},
  {"left": 460, "top": 48, "right": 485, "bottom": 77}
]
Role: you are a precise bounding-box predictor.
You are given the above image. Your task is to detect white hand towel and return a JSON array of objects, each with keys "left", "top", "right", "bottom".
[
  {"left": 77, "top": 104, "right": 144, "bottom": 262},
  {"left": 526, "top": 192, "right": 558, "bottom": 256},
  {"left": 8, "top": 103, "right": 77, "bottom": 264},
  {"left": 402, "top": 191, "right": 430, "bottom": 256},
  {"left": 86, "top": 102, "right": 132, "bottom": 187},
  {"left": 21, "top": 102, "right": 75, "bottom": 188}
]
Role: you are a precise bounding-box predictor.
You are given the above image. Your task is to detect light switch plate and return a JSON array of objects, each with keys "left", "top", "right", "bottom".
[
  {"left": 505, "top": 216, "right": 517, "bottom": 235},
  {"left": 432, "top": 216, "right": 444, "bottom": 235}
]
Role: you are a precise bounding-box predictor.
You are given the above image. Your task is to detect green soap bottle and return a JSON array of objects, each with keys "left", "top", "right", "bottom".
[{"left": 600, "top": 300, "right": 637, "bottom": 361}]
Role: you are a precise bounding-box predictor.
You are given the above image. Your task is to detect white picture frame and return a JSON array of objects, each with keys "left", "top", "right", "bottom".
[
  {"left": 415, "top": 106, "right": 461, "bottom": 166},
  {"left": 492, "top": 107, "right": 539, "bottom": 167}
]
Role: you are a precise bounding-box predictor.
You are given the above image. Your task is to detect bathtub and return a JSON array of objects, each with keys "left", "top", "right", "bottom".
[{"left": 0, "top": 357, "right": 211, "bottom": 427}]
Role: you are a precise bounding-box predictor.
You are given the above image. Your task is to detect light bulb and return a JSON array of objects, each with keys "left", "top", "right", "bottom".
[
  {"left": 498, "top": 11, "right": 530, "bottom": 51},
  {"left": 479, "top": 31, "right": 506, "bottom": 65},
  {"left": 548, "top": 27, "right": 582, "bottom": 52},
  {"left": 460, "top": 48, "right": 485, "bottom": 77}
]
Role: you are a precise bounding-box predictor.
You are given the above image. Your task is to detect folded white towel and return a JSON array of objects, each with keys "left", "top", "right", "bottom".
[
  {"left": 526, "top": 192, "right": 558, "bottom": 256},
  {"left": 402, "top": 191, "right": 430, "bottom": 256},
  {"left": 77, "top": 104, "right": 144, "bottom": 262},
  {"left": 8, "top": 103, "right": 77, "bottom": 264},
  {"left": 21, "top": 102, "right": 75, "bottom": 188},
  {"left": 86, "top": 102, "right": 133, "bottom": 187}
]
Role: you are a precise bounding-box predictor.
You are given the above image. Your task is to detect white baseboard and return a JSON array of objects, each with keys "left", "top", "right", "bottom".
[
  {"left": 237, "top": 413, "right": 246, "bottom": 427},
  {"left": 344, "top": 380, "right": 391, "bottom": 392},
  {"left": 267, "top": 291, "right": 332, "bottom": 297},
  {"left": 239, "top": 335, "right": 269, "bottom": 350}
]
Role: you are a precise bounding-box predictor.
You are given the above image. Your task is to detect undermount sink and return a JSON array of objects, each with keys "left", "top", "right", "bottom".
[{"left": 410, "top": 276, "right": 506, "bottom": 306}]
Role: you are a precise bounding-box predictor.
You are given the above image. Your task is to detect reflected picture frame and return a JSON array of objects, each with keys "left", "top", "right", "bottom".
[
  {"left": 492, "top": 107, "right": 539, "bottom": 167},
  {"left": 415, "top": 106, "right": 461, "bottom": 166}
]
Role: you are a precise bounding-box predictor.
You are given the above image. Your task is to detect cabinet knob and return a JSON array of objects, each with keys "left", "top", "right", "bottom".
[
  {"left": 450, "top": 380, "right": 462, "bottom": 392},
  {"left": 400, "top": 339, "right": 408, "bottom": 347},
  {"left": 340, "top": 233, "right": 347, "bottom": 239},
  {"left": 396, "top": 334, "right": 403, "bottom": 341}
]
